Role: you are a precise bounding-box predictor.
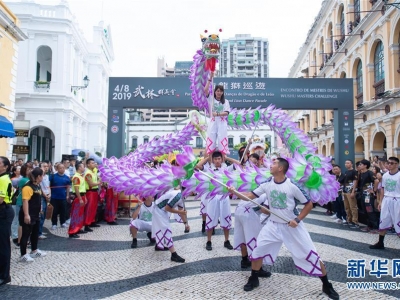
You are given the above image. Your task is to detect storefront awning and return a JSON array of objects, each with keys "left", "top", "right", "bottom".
[{"left": 0, "top": 116, "right": 15, "bottom": 138}]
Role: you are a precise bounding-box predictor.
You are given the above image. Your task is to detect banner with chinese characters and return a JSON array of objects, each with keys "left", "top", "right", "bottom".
[{"left": 108, "top": 77, "right": 353, "bottom": 110}]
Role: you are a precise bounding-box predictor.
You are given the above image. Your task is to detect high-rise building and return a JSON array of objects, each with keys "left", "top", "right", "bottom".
[{"left": 220, "top": 34, "right": 269, "bottom": 78}]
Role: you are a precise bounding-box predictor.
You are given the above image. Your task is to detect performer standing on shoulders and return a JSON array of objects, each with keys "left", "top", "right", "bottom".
[
  {"left": 84, "top": 158, "right": 100, "bottom": 232},
  {"left": 229, "top": 158, "right": 339, "bottom": 300},
  {"left": 204, "top": 72, "right": 230, "bottom": 155},
  {"left": 68, "top": 162, "right": 86, "bottom": 238}
]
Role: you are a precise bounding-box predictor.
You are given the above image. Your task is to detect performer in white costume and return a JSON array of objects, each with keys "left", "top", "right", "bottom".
[
  {"left": 229, "top": 158, "right": 339, "bottom": 300},
  {"left": 204, "top": 72, "right": 230, "bottom": 155},
  {"left": 370, "top": 156, "right": 400, "bottom": 249},
  {"left": 152, "top": 188, "right": 187, "bottom": 263},
  {"left": 196, "top": 151, "right": 233, "bottom": 251},
  {"left": 130, "top": 196, "right": 155, "bottom": 248}
]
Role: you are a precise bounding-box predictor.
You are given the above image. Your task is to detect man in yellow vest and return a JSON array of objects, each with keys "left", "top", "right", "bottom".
[
  {"left": 68, "top": 162, "right": 87, "bottom": 238},
  {"left": 0, "top": 157, "right": 15, "bottom": 285},
  {"left": 84, "top": 158, "right": 100, "bottom": 232}
]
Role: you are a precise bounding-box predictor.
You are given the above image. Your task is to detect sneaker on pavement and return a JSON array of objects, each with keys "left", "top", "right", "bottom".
[
  {"left": 51, "top": 225, "right": 57, "bottom": 230},
  {"left": 61, "top": 223, "right": 68, "bottom": 228},
  {"left": 171, "top": 254, "right": 185, "bottom": 263},
  {"left": 20, "top": 254, "right": 34, "bottom": 263},
  {"left": 369, "top": 242, "right": 385, "bottom": 250},
  {"left": 334, "top": 219, "right": 342, "bottom": 224},
  {"left": 107, "top": 221, "right": 118, "bottom": 225},
  {"left": 350, "top": 223, "right": 360, "bottom": 229},
  {"left": 206, "top": 241, "right": 212, "bottom": 251},
  {"left": 42, "top": 232, "right": 48, "bottom": 235},
  {"left": 30, "top": 249, "right": 47, "bottom": 258},
  {"left": 243, "top": 275, "right": 259, "bottom": 292},
  {"left": 69, "top": 234, "right": 80, "bottom": 238},
  {"left": 224, "top": 240, "right": 233, "bottom": 250},
  {"left": 89, "top": 223, "right": 100, "bottom": 228},
  {"left": 330, "top": 214, "right": 337, "bottom": 219},
  {"left": 131, "top": 239, "right": 137, "bottom": 248},
  {"left": 322, "top": 282, "right": 339, "bottom": 300},
  {"left": 0, "top": 276, "right": 11, "bottom": 285},
  {"left": 342, "top": 220, "right": 348, "bottom": 225},
  {"left": 38, "top": 235, "right": 47, "bottom": 239}
]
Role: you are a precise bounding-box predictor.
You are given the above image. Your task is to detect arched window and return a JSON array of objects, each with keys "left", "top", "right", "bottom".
[
  {"left": 356, "top": 60, "right": 363, "bottom": 105},
  {"left": 354, "top": 0, "right": 361, "bottom": 26},
  {"left": 373, "top": 41, "right": 385, "bottom": 96},
  {"left": 36, "top": 46, "right": 52, "bottom": 82},
  {"left": 340, "top": 6, "right": 345, "bottom": 43}
]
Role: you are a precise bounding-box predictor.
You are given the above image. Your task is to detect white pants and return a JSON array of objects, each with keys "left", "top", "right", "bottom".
[
  {"left": 206, "top": 118, "right": 229, "bottom": 155},
  {"left": 152, "top": 207, "right": 174, "bottom": 249},
  {"left": 206, "top": 195, "right": 231, "bottom": 230},
  {"left": 379, "top": 196, "right": 400, "bottom": 235},
  {"left": 233, "top": 205, "right": 262, "bottom": 257},
  {"left": 130, "top": 219, "right": 152, "bottom": 232},
  {"left": 200, "top": 194, "right": 207, "bottom": 216},
  {"left": 250, "top": 220, "right": 323, "bottom": 276}
]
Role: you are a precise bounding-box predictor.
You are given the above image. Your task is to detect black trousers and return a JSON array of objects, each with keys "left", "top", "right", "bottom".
[
  {"left": 0, "top": 204, "right": 15, "bottom": 280},
  {"left": 20, "top": 220, "right": 40, "bottom": 256},
  {"left": 50, "top": 199, "right": 66, "bottom": 226}
]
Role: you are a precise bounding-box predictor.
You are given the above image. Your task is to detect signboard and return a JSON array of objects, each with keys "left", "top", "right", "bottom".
[
  {"left": 13, "top": 145, "right": 30, "bottom": 155},
  {"left": 108, "top": 77, "right": 354, "bottom": 169},
  {"left": 108, "top": 77, "right": 353, "bottom": 109},
  {"left": 15, "top": 130, "right": 29, "bottom": 137}
]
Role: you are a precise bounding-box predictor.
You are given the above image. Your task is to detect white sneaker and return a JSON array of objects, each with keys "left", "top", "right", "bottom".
[
  {"left": 330, "top": 214, "right": 337, "bottom": 219},
  {"left": 61, "top": 223, "right": 68, "bottom": 228},
  {"left": 30, "top": 249, "right": 47, "bottom": 258},
  {"left": 335, "top": 219, "right": 342, "bottom": 223},
  {"left": 65, "top": 219, "right": 71, "bottom": 225},
  {"left": 42, "top": 232, "right": 48, "bottom": 235},
  {"left": 20, "top": 254, "right": 34, "bottom": 263},
  {"left": 51, "top": 225, "right": 57, "bottom": 230},
  {"left": 342, "top": 219, "right": 348, "bottom": 225},
  {"left": 38, "top": 235, "right": 47, "bottom": 239}
]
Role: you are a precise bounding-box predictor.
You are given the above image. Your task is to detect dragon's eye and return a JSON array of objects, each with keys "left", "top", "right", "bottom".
[
  {"left": 208, "top": 35, "right": 212, "bottom": 38},
  {"left": 201, "top": 38, "right": 206, "bottom": 42}
]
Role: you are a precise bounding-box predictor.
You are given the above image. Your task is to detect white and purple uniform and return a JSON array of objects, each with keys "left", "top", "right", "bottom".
[
  {"left": 206, "top": 95, "right": 230, "bottom": 155},
  {"left": 233, "top": 194, "right": 267, "bottom": 258},
  {"left": 152, "top": 189, "right": 183, "bottom": 249},
  {"left": 250, "top": 178, "right": 323, "bottom": 276},
  {"left": 130, "top": 202, "right": 154, "bottom": 233},
  {"left": 379, "top": 171, "right": 400, "bottom": 235},
  {"left": 204, "top": 163, "right": 232, "bottom": 230}
]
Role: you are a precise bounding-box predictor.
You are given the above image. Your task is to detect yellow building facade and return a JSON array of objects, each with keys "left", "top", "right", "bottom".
[
  {"left": 289, "top": 0, "right": 400, "bottom": 162},
  {"left": 0, "top": 1, "right": 26, "bottom": 157}
]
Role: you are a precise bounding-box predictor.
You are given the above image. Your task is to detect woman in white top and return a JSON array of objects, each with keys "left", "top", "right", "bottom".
[{"left": 204, "top": 72, "right": 230, "bottom": 155}]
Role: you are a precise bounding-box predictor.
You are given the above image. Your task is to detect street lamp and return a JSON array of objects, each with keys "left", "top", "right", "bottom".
[{"left": 71, "top": 75, "right": 90, "bottom": 92}]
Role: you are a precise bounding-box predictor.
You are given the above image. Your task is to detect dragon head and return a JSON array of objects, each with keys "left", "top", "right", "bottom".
[{"left": 200, "top": 30, "right": 221, "bottom": 59}]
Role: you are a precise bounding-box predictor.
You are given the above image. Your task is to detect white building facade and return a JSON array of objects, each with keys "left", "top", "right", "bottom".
[
  {"left": 7, "top": 0, "right": 114, "bottom": 162},
  {"left": 220, "top": 34, "right": 269, "bottom": 78}
]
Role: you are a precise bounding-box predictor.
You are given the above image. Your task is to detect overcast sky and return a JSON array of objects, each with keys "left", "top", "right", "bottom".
[{"left": 17, "top": 0, "right": 324, "bottom": 77}]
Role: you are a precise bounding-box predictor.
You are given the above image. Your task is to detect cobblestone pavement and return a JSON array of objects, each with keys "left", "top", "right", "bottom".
[{"left": 1, "top": 198, "right": 400, "bottom": 299}]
